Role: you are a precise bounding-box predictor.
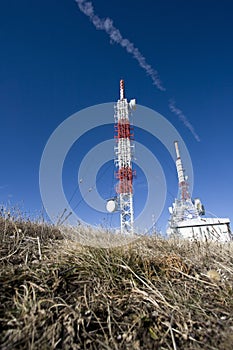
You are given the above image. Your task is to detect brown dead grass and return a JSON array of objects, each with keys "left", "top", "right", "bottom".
[{"left": 0, "top": 216, "right": 233, "bottom": 349}]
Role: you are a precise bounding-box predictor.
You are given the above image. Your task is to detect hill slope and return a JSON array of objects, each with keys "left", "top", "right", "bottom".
[{"left": 0, "top": 217, "right": 233, "bottom": 349}]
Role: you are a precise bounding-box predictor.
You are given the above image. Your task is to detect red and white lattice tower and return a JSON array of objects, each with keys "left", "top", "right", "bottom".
[{"left": 114, "top": 80, "right": 136, "bottom": 234}]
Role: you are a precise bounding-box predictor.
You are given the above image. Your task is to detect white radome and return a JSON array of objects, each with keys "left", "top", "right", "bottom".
[
  {"left": 106, "top": 200, "right": 118, "bottom": 213},
  {"left": 129, "top": 99, "right": 136, "bottom": 110}
]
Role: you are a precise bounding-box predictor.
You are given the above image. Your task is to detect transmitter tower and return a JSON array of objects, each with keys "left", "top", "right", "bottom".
[{"left": 106, "top": 80, "right": 136, "bottom": 234}]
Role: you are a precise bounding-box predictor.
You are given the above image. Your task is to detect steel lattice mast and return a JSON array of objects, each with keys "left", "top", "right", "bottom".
[{"left": 114, "top": 80, "right": 136, "bottom": 234}]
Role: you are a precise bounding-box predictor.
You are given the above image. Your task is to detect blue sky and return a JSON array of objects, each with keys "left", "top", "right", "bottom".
[{"left": 1, "top": 0, "right": 233, "bottom": 231}]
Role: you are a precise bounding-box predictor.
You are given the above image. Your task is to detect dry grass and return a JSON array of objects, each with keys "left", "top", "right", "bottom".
[{"left": 0, "top": 216, "right": 233, "bottom": 349}]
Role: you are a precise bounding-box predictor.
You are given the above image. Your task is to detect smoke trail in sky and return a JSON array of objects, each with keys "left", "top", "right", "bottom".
[
  {"left": 75, "top": 0, "right": 200, "bottom": 141},
  {"left": 169, "top": 99, "right": 200, "bottom": 142},
  {"left": 75, "top": 0, "right": 165, "bottom": 91}
]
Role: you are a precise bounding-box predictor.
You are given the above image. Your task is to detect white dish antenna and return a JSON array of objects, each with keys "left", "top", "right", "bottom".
[
  {"left": 194, "top": 198, "right": 205, "bottom": 215},
  {"left": 129, "top": 99, "right": 136, "bottom": 110},
  {"left": 106, "top": 199, "right": 118, "bottom": 213}
]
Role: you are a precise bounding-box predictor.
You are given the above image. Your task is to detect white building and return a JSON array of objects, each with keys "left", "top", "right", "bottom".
[{"left": 167, "top": 217, "right": 231, "bottom": 242}]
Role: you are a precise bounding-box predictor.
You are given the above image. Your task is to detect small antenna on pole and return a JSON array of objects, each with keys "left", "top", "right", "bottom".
[
  {"left": 120, "top": 79, "right": 125, "bottom": 100},
  {"left": 174, "top": 141, "right": 189, "bottom": 200}
]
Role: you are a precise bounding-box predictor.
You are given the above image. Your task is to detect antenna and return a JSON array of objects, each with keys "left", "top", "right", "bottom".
[
  {"left": 106, "top": 80, "right": 136, "bottom": 234},
  {"left": 167, "top": 141, "right": 199, "bottom": 232},
  {"left": 120, "top": 79, "right": 125, "bottom": 100},
  {"left": 174, "top": 141, "right": 190, "bottom": 201}
]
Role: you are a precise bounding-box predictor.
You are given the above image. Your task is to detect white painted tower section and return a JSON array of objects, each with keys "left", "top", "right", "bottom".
[{"left": 174, "top": 141, "right": 185, "bottom": 184}]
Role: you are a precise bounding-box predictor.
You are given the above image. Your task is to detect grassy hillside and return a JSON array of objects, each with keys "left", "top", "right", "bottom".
[{"left": 0, "top": 217, "right": 233, "bottom": 349}]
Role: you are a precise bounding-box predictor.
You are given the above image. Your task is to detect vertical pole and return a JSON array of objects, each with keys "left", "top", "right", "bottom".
[{"left": 174, "top": 141, "right": 189, "bottom": 201}]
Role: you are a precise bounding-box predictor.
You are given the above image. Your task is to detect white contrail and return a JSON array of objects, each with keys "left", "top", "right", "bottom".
[
  {"left": 75, "top": 0, "right": 165, "bottom": 91},
  {"left": 75, "top": 0, "right": 200, "bottom": 141},
  {"left": 169, "top": 99, "right": 200, "bottom": 142}
]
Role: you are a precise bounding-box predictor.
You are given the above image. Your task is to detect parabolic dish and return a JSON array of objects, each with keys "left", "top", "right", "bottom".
[{"left": 106, "top": 199, "right": 118, "bottom": 213}]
